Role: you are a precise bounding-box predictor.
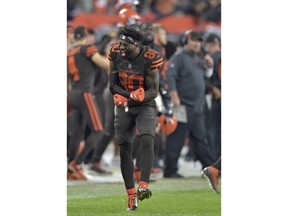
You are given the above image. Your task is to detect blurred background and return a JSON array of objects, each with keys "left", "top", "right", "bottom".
[{"left": 67, "top": 0, "right": 221, "bottom": 45}]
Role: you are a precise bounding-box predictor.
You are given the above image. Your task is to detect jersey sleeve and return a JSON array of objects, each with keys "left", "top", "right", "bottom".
[
  {"left": 145, "top": 49, "right": 163, "bottom": 71},
  {"left": 85, "top": 45, "right": 98, "bottom": 58},
  {"left": 108, "top": 43, "right": 120, "bottom": 62}
]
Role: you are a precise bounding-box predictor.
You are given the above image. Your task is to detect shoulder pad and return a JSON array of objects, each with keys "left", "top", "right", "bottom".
[{"left": 144, "top": 49, "right": 163, "bottom": 70}]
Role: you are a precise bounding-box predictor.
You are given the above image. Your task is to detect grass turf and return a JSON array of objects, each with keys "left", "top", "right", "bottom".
[{"left": 67, "top": 177, "right": 221, "bottom": 216}]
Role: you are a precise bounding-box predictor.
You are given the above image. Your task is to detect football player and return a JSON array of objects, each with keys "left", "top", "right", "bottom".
[
  {"left": 109, "top": 26, "right": 162, "bottom": 210},
  {"left": 67, "top": 26, "right": 109, "bottom": 180}
]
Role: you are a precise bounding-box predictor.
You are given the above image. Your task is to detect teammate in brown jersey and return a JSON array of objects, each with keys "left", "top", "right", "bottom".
[
  {"left": 109, "top": 26, "right": 163, "bottom": 211},
  {"left": 67, "top": 26, "right": 109, "bottom": 180}
]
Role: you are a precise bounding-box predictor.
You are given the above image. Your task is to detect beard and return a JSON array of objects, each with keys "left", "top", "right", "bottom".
[{"left": 120, "top": 49, "right": 134, "bottom": 59}]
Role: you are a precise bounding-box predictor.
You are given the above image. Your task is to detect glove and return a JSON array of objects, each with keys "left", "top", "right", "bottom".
[
  {"left": 113, "top": 94, "right": 128, "bottom": 108},
  {"left": 130, "top": 88, "right": 145, "bottom": 102}
]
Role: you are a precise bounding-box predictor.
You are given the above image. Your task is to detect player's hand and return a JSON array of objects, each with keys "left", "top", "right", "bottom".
[
  {"left": 113, "top": 94, "right": 128, "bottom": 108},
  {"left": 130, "top": 88, "right": 145, "bottom": 102}
]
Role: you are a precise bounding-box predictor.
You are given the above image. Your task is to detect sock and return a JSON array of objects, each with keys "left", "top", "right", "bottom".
[
  {"left": 126, "top": 188, "right": 136, "bottom": 197},
  {"left": 139, "top": 181, "right": 148, "bottom": 189}
]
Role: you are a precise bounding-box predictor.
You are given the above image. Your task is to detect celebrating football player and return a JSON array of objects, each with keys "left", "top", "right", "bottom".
[{"left": 109, "top": 26, "right": 162, "bottom": 211}]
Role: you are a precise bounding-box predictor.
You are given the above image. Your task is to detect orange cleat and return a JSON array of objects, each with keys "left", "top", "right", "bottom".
[
  {"left": 202, "top": 166, "right": 220, "bottom": 193},
  {"left": 126, "top": 195, "right": 138, "bottom": 211},
  {"left": 137, "top": 181, "right": 152, "bottom": 201},
  {"left": 69, "top": 161, "right": 87, "bottom": 180}
]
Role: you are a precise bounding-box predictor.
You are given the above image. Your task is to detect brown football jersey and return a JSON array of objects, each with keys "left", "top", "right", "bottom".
[{"left": 108, "top": 43, "right": 163, "bottom": 93}]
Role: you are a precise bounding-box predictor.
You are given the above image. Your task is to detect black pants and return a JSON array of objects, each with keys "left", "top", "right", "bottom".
[
  {"left": 115, "top": 105, "right": 156, "bottom": 189},
  {"left": 164, "top": 106, "right": 214, "bottom": 176},
  {"left": 90, "top": 88, "right": 115, "bottom": 163},
  {"left": 134, "top": 133, "right": 162, "bottom": 169},
  {"left": 206, "top": 99, "right": 221, "bottom": 161},
  {"left": 68, "top": 91, "right": 103, "bottom": 164},
  {"left": 83, "top": 91, "right": 106, "bottom": 163},
  {"left": 213, "top": 156, "right": 221, "bottom": 171}
]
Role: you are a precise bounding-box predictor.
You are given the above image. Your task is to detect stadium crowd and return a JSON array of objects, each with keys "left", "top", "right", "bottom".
[{"left": 67, "top": 0, "right": 221, "bottom": 211}]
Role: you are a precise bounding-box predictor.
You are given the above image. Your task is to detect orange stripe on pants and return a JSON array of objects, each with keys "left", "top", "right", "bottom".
[
  {"left": 83, "top": 92, "right": 99, "bottom": 130},
  {"left": 87, "top": 93, "right": 103, "bottom": 130}
]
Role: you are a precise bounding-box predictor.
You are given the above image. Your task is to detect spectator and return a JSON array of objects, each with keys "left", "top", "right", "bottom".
[
  {"left": 201, "top": 0, "right": 221, "bottom": 23},
  {"left": 150, "top": 0, "right": 179, "bottom": 20}
]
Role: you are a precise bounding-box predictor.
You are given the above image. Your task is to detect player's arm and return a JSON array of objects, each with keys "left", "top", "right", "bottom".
[
  {"left": 91, "top": 52, "right": 109, "bottom": 71},
  {"left": 143, "top": 67, "right": 159, "bottom": 102},
  {"left": 109, "top": 62, "right": 130, "bottom": 98},
  {"left": 85, "top": 45, "right": 109, "bottom": 71}
]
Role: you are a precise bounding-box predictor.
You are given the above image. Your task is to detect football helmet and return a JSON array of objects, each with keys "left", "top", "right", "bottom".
[
  {"left": 157, "top": 114, "right": 178, "bottom": 135},
  {"left": 118, "top": 8, "right": 141, "bottom": 27}
]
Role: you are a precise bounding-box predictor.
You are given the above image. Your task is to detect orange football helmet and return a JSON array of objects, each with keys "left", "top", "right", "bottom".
[
  {"left": 118, "top": 8, "right": 141, "bottom": 27},
  {"left": 157, "top": 114, "right": 178, "bottom": 136},
  {"left": 115, "top": 0, "right": 138, "bottom": 14}
]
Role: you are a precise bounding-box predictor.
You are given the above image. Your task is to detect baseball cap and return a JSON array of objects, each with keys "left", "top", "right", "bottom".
[
  {"left": 74, "top": 26, "right": 88, "bottom": 40},
  {"left": 186, "top": 30, "right": 203, "bottom": 41},
  {"left": 205, "top": 33, "right": 221, "bottom": 44}
]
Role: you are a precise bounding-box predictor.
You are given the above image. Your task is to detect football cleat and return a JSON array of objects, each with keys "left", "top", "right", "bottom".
[
  {"left": 137, "top": 187, "right": 152, "bottom": 201},
  {"left": 202, "top": 166, "right": 220, "bottom": 193},
  {"left": 126, "top": 195, "right": 138, "bottom": 211},
  {"left": 69, "top": 161, "right": 87, "bottom": 180},
  {"left": 89, "top": 163, "right": 112, "bottom": 175},
  {"left": 67, "top": 170, "right": 81, "bottom": 180}
]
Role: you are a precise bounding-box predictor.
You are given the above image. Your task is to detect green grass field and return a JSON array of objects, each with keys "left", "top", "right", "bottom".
[{"left": 67, "top": 177, "right": 221, "bottom": 216}]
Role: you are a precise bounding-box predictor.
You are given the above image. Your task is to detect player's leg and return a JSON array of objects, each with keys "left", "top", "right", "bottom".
[
  {"left": 67, "top": 109, "right": 84, "bottom": 163},
  {"left": 190, "top": 111, "right": 221, "bottom": 192},
  {"left": 76, "top": 92, "right": 104, "bottom": 162},
  {"left": 213, "top": 99, "right": 221, "bottom": 160},
  {"left": 70, "top": 92, "right": 104, "bottom": 180},
  {"left": 132, "top": 135, "right": 141, "bottom": 183},
  {"left": 67, "top": 92, "right": 85, "bottom": 180},
  {"left": 89, "top": 89, "right": 115, "bottom": 174},
  {"left": 189, "top": 112, "right": 215, "bottom": 168},
  {"left": 206, "top": 98, "right": 221, "bottom": 161},
  {"left": 135, "top": 106, "right": 157, "bottom": 200},
  {"left": 84, "top": 91, "right": 105, "bottom": 165},
  {"left": 213, "top": 156, "right": 221, "bottom": 171},
  {"left": 114, "top": 107, "right": 137, "bottom": 210}
]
